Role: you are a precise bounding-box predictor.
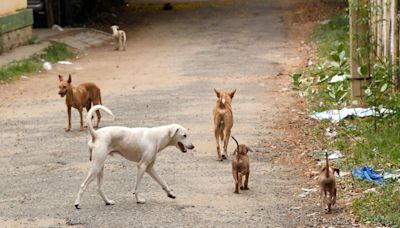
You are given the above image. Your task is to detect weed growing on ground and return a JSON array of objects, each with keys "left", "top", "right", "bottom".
[{"left": 0, "top": 42, "right": 75, "bottom": 81}]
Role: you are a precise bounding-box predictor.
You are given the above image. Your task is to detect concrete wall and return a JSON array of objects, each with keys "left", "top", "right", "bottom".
[
  {"left": 0, "top": 0, "right": 27, "bottom": 16},
  {"left": 0, "top": 0, "right": 32, "bottom": 53}
]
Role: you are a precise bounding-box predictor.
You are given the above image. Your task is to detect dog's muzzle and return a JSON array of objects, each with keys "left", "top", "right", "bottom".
[
  {"left": 58, "top": 91, "right": 66, "bottom": 97},
  {"left": 178, "top": 142, "right": 194, "bottom": 153}
]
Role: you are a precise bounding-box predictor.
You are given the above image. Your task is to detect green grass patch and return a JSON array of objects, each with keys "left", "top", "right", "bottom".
[
  {"left": 312, "top": 12, "right": 349, "bottom": 56},
  {"left": 353, "top": 182, "right": 400, "bottom": 227},
  {"left": 0, "top": 42, "right": 75, "bottom": 81}
]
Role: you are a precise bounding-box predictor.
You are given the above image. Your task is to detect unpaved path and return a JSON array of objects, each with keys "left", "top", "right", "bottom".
[{"left": 0, "top": 0, "right": 352, "bottom": 227}]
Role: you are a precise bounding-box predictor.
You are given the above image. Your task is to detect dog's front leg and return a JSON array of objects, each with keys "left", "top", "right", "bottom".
[
  {"left": 146, "top": 163, "right": 175, "bottom": 199},
  {"left": 97, "top": 167, "right": 115, "bottom": 206},
  {"left": 66, "top": 106, "right": 72, "bottom": 131},
  {"left": 133, "top": 163, "right": 147, "bottom": 204}
]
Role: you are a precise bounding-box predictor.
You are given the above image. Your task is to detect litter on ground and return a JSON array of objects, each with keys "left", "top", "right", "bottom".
[
  {"left": 299, "top": 188, "right": 318, "bottom": 198},
  {"left": 43, "top": 62, "right": 52, "bottom": 71},
  {"left": 383, "top": 169, "right": 400, "bottom": 180},
  {"left": 58, "top": 61, "right": 73, "bottom": 65},
  {"left": 310, "top": 107, "right": 394, "bottom": 123},
  {"left": 352, "top": 166, "right": 384, "bottom": 185},
  {"left": 329, "top": 74, "right": 348, "bottom": 83}
]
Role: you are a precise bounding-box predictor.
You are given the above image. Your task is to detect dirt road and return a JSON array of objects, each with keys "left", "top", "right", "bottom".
[{"left": 0, "top": 0, "right": 350, "bottom": 227}]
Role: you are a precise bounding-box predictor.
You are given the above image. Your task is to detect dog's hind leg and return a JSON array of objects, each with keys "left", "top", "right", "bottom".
[
  {"left": 133, "top": 163, "right": 147, "bottom": 204},
  {"left": 97, "top": 166, "right": 115, "bottom": 205},
  {"left": 74, "top": 149, "right": 107, "bottom": 209},
  {"left": 222, "top": 128, "right": 231, "bottom": 159},
  {"left": 146, "top": 163, "right": 175, "bottom": 199},
  {"left": 74, "top": 167, "right": 100, "bottom": 208}
]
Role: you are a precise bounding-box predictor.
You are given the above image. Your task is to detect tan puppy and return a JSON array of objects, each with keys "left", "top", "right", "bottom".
[
  {"left": 213, "top": 88, "right": 236, "bottom": 161},
  {"left": 318, "top": 152, "right": 340, "bottom": 213},
  {"left": 231, "top": 136, "right": 251, "bottom": 194},
  {"left": 110, "top": 25, "right": 126, "bottom": 51},
  {"left": 58, "top": 74, "right": 102, "bottom": 131}
]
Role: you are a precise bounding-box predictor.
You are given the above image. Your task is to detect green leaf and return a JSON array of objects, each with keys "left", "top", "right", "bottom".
[
  {"left": 331, "top": 61, "right": 340, "bottom": 68},
  {"left": 357, "top": 47, "right": 366, "bottom": 58},
  {"left": 329, "top": 91, "right": 336, "bottom": 99},
  {"left": 339, "top": 50, "right": 346, "bottom": 61},
  {"left": 330, "top": 52, "right": 340, "bottom": 62},
  {"left": 357, "top": 65, "right": 368, "bottom": 76},
  {"left": 380, "top": 83, "right": 388, "bottom": 92}
]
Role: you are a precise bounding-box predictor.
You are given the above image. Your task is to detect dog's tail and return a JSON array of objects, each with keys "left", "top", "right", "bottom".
[
  {"left": 87, "top": 105, "right": 114, "bottom": 139},
  {"left": 231, "top": 136, "right": 239, "bottom": 155},
  {"left": 325, "top": 152, "right": 330, "bottom": 178}
]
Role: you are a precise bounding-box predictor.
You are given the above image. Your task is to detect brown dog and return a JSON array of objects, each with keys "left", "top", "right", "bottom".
[
  {"left": 58, "top": 74, "right": 102, "bottom": 131},
  {"left": 231, "top": 136, "right": 252, "bottom": 194},
  {"left": 213, "top": 88, "right": 236, "bottom": 161},
  {"left": 318, "top": 152, "right": 340, "bottom": 213}
]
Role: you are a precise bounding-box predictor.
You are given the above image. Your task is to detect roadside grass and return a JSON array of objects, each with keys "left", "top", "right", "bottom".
[
  {"left": 0, "top": 42, "right": 75, "bottom": 81},
  {"left": 311, "top": 12, "right": 349, "bottom": 56},
  {"left": 294, "top": 7, "right": 400, "bottom": 227},
  {"left": 353, "top": 182, "right": 400, "bottom": 227}
]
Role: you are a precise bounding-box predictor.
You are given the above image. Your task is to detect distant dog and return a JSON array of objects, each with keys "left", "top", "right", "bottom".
[
  {"left": 213, "top": 89, "right": 236, "bottom": 161},
  {"left": 74, "top": 105, "right": 195, "bottom": 208},
  {"left": 58, "top": 74, "right": 102, "bottom": 131},
  {"left": 231, "top": 136, "right": 252, "bottom": 194},
  {"left": 111, "top": 25, "right": 126, "bottom": 51},
  {"left": 318, "top": 152, "right": 340, "bottom": 213}
]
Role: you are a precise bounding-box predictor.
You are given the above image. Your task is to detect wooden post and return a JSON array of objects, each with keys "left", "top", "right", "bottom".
[
  {"left": 383, "top": 0, "right": 390, "bottom": 58},
  {"left": 377, "top": 0, "right": 383, "bottom": 57},
  {"left": 390, "top": 0, "right": 399, "bottom": 89},
  {"left": 350, "top": 0, "right": 370, "bottom": 106}
]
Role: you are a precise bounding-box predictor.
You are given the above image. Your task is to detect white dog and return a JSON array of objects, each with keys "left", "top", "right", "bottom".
[
  {"left": 110, "top": 25, "right": 126, "bottom": 51},
  {"left": 74, "top": 105, "right": 195, "bottom": 208}
]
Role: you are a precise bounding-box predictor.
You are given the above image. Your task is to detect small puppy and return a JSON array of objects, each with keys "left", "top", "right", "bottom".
[
  {"left": 231, "top": 136, "right": 252, "bottom": 194},
  {"left": 58, "top": 74, "right": 102, "bottom": 131},
  {"left": 110, "top": 25, "right": 126, "bottom": 51},
  {"left": 213, "top": 89, "right": 236, "bottom": 161},
  {"left": 318, "top": 152, "right": 340, "bottom": 213}
]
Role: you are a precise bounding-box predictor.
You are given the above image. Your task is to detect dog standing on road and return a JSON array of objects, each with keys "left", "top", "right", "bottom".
[
  {"left": 318, "top": 152, "right": 340, "bottom": 213},
  {"left": 111, "top": 25, "right": 126, "bottom": 51},
  {"left": 58, "top": 74, "right": 102, "bottom": 131},
  {"left": 213, "top": 89, "right": 236, "bottom": 161},
  {"left": 231, "top": 136, "right": 251, "bottom": 194},
  {"left": 74, "top": 105, "right": 195, "bottom": 208}
]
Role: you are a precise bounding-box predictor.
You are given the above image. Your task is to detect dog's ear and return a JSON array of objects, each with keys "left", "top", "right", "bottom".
[
  {"left": 228, "top": 89, "right": 236, "bottom": 98},
  {"left": 58, "top": 75, "right": 63, "bottom": 82},
  {"left": 214, "top": 89, "right": 221, "bottom": 98},
  {"left": 68, "top": 74, "right": 72, "bottom": 84},
  {"left": 169, "top": 127, "right": 179, "bottom": 138}
]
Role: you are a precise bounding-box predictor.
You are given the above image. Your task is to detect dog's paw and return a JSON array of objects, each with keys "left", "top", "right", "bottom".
[
  {"left": 167, "top": 193, "right": 176, "bottom": 199},
  {"left": 65, "top": 128, "right": 71, "bottom": 132},
  {"left": 233, "top": 191, "right": 239, "bottom": 194},
  {"left": 136, "top": 199, "right": 146, "bottom": 204},
  {"left": 105, "top": 200, "right": 115, "bottom": 205}
]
